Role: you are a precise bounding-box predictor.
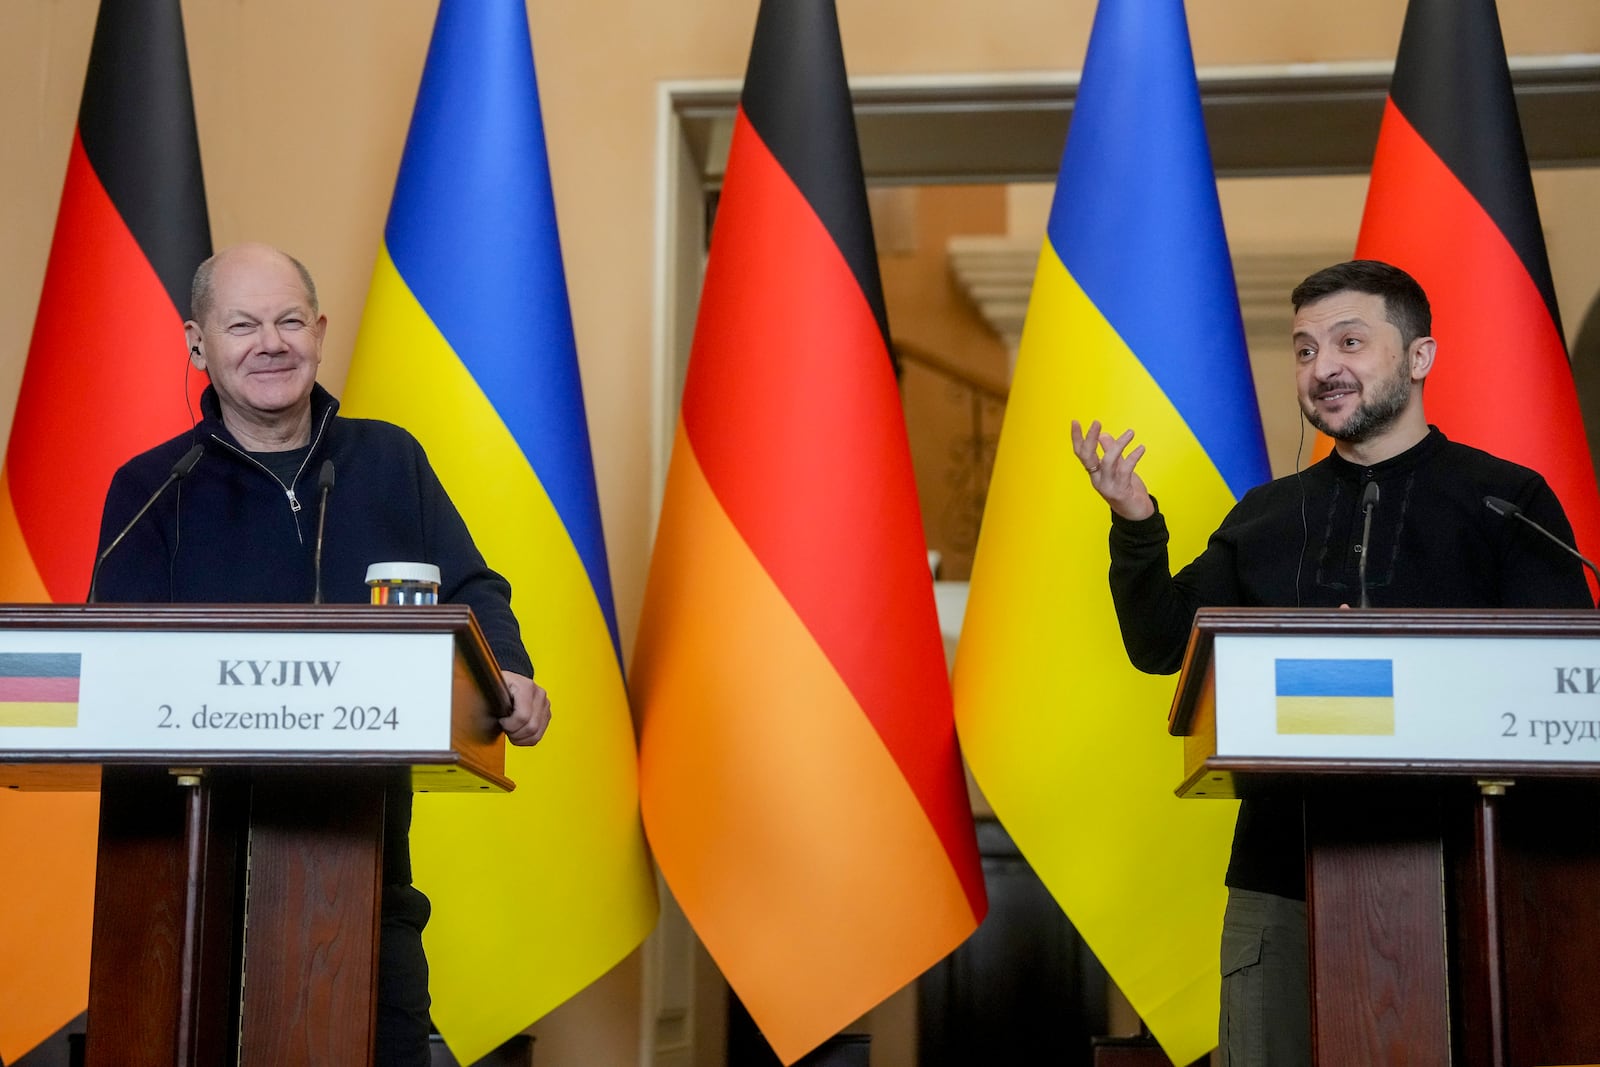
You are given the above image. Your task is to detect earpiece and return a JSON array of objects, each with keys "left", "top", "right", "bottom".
[{"left": 190, "top": 346, "right": 200, "bottom": 356}]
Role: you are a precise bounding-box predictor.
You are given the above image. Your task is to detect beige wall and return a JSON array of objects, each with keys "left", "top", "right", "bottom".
[
  {"left": 882, "top": 185, "right": 1011, "bottom": 581},
  {"left": 4, "top": 2, "right": 1599, "bottom": 1064}
]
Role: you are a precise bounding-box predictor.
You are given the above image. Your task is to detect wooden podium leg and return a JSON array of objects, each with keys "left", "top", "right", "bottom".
[
  {"left": 1472, "top": 784, "right": 1511, "bottom": 1067},
  {"left": 85, "top": 767, "right": 243, "bottom": 1067},
  {"left": 1304, "top": 791, "right": 1450, "bottom": 1066},
  {"left": 235, "top": 768, "right": 387, "bottom": 1066}
]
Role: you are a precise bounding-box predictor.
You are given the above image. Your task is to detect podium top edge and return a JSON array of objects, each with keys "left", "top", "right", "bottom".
[
  {"left": 0, "top": 603, "right": 480, "bottom": 633},
  {"left": 1192, "top": 606, "right": 1600, "bottom": 637}
]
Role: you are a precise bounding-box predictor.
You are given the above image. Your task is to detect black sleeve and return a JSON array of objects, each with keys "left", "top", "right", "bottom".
[
  {"left": 412, "top": 441, "right": 534, "bottom": 676},
  {"left": 1497, "top": 474, "right": 1595, "bottom": 608},
  {"left": 1108, "top": 495, "right": 1250, "bottom": 675}
]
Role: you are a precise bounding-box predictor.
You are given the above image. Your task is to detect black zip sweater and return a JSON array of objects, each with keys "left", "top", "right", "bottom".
[
  {"left": 94, "top": 383, "right": 532, "bottom": 884},
  {"left": 1108, "top": 427, "right": 1593, "bottom": 899}
]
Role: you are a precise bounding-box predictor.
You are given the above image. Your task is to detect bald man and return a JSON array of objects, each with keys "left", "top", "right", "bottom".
[{"left": 95, "top": 243, "right": 550, "bottom": 1064}]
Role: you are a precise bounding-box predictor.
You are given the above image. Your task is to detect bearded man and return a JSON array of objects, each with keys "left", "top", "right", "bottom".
[{"left": 1071, "top": 259, "right": 1592, "bottom": 1066}]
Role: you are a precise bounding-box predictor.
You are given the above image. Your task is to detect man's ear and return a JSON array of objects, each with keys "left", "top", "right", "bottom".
[
  {"left": 313, "top": 313, "right": 328, "bottom": 366},
  {"left": 184, "top": 322, "right": 205, "bottom": 369},
  {"left": 1410, "top": 336, "right": 1436, "bottom": 381}
]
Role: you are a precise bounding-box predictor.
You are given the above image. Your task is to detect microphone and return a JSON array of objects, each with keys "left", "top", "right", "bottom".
[
  {"left": 88, "top": 443, "right": 205, "bottom": 603},
  {"left": 312, "top": 460, "right": 336, "bottom": 605},
  {"left": 1356, "top": 481, "right": 1380, "bottom": 608},
  {"left": 1484, "top": 495, "right": 1600, "bottom": 598}
]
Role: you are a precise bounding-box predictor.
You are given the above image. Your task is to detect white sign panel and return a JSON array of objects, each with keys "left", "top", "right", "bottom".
[
  {"left": 0, "top": 629, "right": 454, "bottom": 754},
  {"left": 1214, "top": 633, "right": 1600, "bottom": 763}
]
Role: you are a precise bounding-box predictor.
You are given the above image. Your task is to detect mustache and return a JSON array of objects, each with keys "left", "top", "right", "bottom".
[{"left": 1312, "top": 380, "right": 1360, "bottom": 399}]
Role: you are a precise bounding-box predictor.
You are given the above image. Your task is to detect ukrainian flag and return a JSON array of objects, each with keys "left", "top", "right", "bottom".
[
  {"left": 342, "top": 1, "right": 655, "bottom": 1059},
  {"left": 1276, "top": 659, "right": 1396, "bottom": 735},
  {"left": 952, "top": 1, "right": 1270, "bottom": 1061}
]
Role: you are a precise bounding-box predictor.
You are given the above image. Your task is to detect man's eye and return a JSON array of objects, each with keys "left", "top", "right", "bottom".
[
  {"left": 1296, "top": 347, "right": 1314, "bottom": 360},
  {"left": 280, "top": 319, "right": 305, "bottom": 331},
  {"left": 227, "top": 322, "right": 256, "bottom": 336}
]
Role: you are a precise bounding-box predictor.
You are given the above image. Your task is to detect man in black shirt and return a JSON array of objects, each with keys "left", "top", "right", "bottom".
[
  {"left": 1071, "top": 260, "right": 1592, "bottom": 1065},
  {"left": 97, "top": 243, "right": 553, "bottom": 1065}
]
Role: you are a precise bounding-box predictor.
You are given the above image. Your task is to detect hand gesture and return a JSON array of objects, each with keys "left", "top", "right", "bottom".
[{"left": 1071, "top": 419, "right": 1155, "bottom": 521}]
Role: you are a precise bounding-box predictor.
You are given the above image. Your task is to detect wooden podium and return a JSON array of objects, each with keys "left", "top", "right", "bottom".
[
  {"left": 1170, "top": 607, "right": 1600, "bottom": 1067},
  {"left": 0, "top": 604, "right": 513, "bottom": 1066}
]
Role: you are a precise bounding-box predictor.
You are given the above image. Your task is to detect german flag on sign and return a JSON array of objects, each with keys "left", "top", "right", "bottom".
[{"left": 0, "top": 653, "right": 83, "bottom": 728}]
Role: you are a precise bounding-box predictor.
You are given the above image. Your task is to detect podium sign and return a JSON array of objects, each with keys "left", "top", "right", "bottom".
[
  {"left": 1171, "top": 607, "right": 1600, "bottom": 798},
  {"left": 0, "top": 628, "right": 452, "bottom": 751},
  {"left": 1170, "top": 607, "right": 1600, "bottom": 1067},
  {"left": 0, "top": 604, "right": 510, "bottom": 793}
]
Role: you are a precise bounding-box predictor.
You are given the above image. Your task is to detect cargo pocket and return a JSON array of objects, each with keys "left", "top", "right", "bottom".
[{"left": 1219, "top": 922, "right": 1265, "bottom": 1067}]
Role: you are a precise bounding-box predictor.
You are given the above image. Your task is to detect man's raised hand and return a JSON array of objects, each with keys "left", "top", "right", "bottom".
[{"left": 1071, "top": 419, "right": 1155, "bottom": 521}]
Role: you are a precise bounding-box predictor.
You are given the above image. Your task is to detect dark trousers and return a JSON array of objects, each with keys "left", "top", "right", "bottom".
[
  {"left": 1219, "top": 887, "right": 1310, "bottom": 1067},
  {"left": 376, "top": 884, "right": 432, "bottom": 1067}
]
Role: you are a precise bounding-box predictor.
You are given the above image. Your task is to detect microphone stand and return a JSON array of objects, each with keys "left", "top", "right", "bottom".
[
  {"left": 312, "top": 460, "right": 336, "bottom": 605},
  {"left": 1357, "top": 481, "right": 1380, "bottom": 608},
  {"left": 1484, "top": 495, "right": 1600, "bottom": 605},
  {"left": 88, "top": 443, "right": 205, "bottom": 603}
]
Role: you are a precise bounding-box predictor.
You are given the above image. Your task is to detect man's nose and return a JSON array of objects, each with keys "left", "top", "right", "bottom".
[
  {"left": 257, "top": 322, "right": 286, "bottom": 351},
  {"left": 1311, "top": 347, "right": 1343, "bottom": 379}
]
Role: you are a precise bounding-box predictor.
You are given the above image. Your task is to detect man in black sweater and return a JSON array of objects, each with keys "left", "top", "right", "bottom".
[
  {"left": 1071, "top": 260, "right": 1592, "bottom": 1066},
  {"left": 94, "top": 242, "right": 552, "bottom": 1065}
]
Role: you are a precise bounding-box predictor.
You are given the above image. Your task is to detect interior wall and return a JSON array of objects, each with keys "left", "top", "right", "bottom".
[
  {"left": 881, "top": 185, "right": 1011, "bottom": 581},
  {"left": 3, "top": 3, "right": 1599, "bottom": 1066}
]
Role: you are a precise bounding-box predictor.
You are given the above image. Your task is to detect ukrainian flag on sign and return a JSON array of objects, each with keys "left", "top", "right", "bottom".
[
  {"left": 1276, "top": 659, "right": 1395, "bottom": 735},
  {"left": 341, "top": 0, "right": 656, "bottom": 1059}
]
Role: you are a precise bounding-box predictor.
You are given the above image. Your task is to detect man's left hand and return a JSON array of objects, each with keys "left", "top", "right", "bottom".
[{"left": 499, "top": 671, "right": 551, "bottom": 746}]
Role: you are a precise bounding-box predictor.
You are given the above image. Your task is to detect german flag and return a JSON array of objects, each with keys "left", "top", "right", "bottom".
[
  {"left": 0, "top": 653, "right": 83, "bottom": 729},
  {"left": 0, "top": 0, "right": 208, "bottom": 1059},
  {"left": 1354, "top": 0, "right": 1600, "bottom": 592},
  {"left": 1, "top": 0, "right": 210, "bottom": 602},
  {"left": 631, "top": 1, "right": 985, "bottom": 1060}
]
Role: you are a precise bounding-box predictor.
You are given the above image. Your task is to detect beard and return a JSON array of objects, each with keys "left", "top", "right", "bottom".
[{"left": 1301, "top": 358, "right": 1413, "bottom": 443}]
